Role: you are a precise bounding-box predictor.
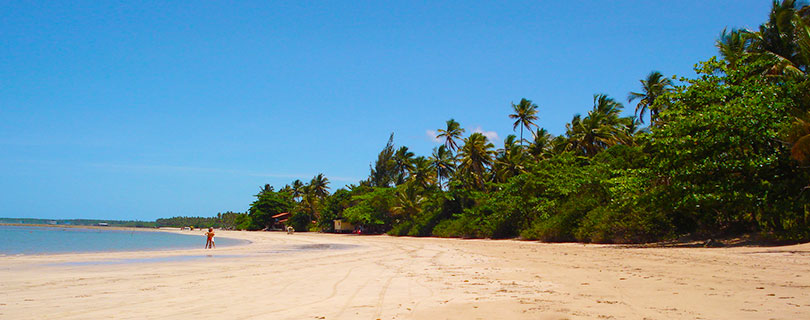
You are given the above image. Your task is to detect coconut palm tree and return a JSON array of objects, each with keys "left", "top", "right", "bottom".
[
  {"left": 436, "top": 119, "right": 465, "bottom": 152},
  {"left": 257, "top": 184, "right": 274, "bottom": 196},
  {"left": 291, "top": 179, "right": 304, "bottom": 201},
  {"left": 566, "top": 94, "right": 631, "bottom": 156},
  {"left": 743, "top": 0, "right": 809, "bottom": 76},
  {"left": 309, "top": 173, "right": 330, "bottom": 199},
  {"left": 527, "top": 128, "right": 553, "bottom": 160},
  {"left": 628, "top": 71, "right": 673, "bottom": 124},
  {"left": 431, "top": 145, "right": 455, "bottom": 189},
  {"left": 392, "top": 184, "right": 423, "bottom": 220},
  {"left": 458, "top": 132, "right": 495, "bottom": 188},
  {"left": 408, "top": 156, "right": 435, "bottom": 190},
  {"left": 716, "top": 28, "right": 753, "bottom": 68},
  {"left": 393, "top": 146, "right": 415, "bottom": 185},
  {"left": 619, "top": 116, "right": 647, "bottom": 146},
  {"left": 509, "top": 98, "right": 539, "bottom": 146},
  {"left": 494, "top": 135, "right": 526, "bottom": 182}
]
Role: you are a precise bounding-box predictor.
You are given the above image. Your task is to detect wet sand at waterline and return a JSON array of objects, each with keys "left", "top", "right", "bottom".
[{"left": 1, "top": 230, "right": 808, "bottom": 319}]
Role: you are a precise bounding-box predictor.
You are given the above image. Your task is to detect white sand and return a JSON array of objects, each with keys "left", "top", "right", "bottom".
[{"left": 1, "top": 230, "right": 808, "bottom": 319}]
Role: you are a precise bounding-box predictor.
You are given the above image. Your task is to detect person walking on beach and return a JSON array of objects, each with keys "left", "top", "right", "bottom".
[{"left": 205, "top": 227, "right": 215, "bottom": 249}]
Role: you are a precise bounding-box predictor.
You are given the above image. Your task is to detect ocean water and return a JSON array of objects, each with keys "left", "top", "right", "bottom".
[{"left": 0, "top": 225, "right": 247, "bottom": 255}]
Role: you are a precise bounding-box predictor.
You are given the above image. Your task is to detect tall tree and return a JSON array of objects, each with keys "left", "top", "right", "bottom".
[
  {"left": 628, "top": 71, "right": 673, "bottom": 124},
  {"left": 458, "top": 132, "right": 495, "bottom": 189},
  {"left": 291, "top": 179, "right": 304, "bottom": 201},
  {"left": 527, "top": 128, "right": 553, "bottom": 159},
  {"left": 494, "top": 134, "right": 526, "bottom": 182},
  {"left": 257, "top": 184, "right": 274, "bottom": 196},
  {"left": 392, "top": 184, "right": 423, "bottom": 220},
  {"left": 716, "top": 28, "right": 753, "bottom": 68},
  {"left": 431, "top": 145, "right": 455, "bottom": 189},
  {"left": 370, "top": 133, "right": 397, "bottom": 187},
  {"left": 745, "top": 0, "right": 809, "bottom": 76},
  {"left": 309, "top": 173, "right": 331, "bottom": 199},
  {"left": 393, "top": 146, "right": 415, "bottom": 185},
  {"left": 408, "top": 156, "right": 435, "bottom": 190},
  {"left": 509, "top": 98, "right": 539, "bottom": 146},
  {"left": 566, "top": 94, "right": 630, "bottom": 156},
  {"left": 436, "top": 119, "right": 465, "bottom": 152}
]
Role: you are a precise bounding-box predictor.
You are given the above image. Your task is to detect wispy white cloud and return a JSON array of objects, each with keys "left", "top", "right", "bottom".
[
  {"left": 425, "top": 129, "right": 442, "bottom": 143},
  {"left": 472, "top": 126, "right": 499, "bottom": 143}
]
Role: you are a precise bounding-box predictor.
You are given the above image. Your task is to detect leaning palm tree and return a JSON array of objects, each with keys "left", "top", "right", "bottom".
[
  {"left": 508, "top": 98, "right": 539, "bottom": 146},
  {"left": 436, "top": 119, "right": 466, "bottom": 152},
  {"left": 430, "top": 145, "right": 455, "bottom": 189},
  {"left": 309, "top": 173, "right": 330, "bottom": 199},
  {"left": 628, "top": 71, "right": 673, "bottom": 124},
  {"left": 458, "top": 132, "right": 495, "bottom": 189}
]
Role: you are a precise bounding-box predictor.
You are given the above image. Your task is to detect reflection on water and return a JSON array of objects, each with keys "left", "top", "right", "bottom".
[{"left": 51, "top": 243, "right": 361, "bottom": 266}]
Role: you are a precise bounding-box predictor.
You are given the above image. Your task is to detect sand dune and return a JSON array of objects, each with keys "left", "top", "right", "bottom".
[{"left": 1, "top": 230, "right": 808, "bottom": 319}]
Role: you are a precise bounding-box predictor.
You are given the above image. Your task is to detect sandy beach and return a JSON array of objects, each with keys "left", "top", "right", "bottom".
[{"left": 1, "top": 230, "right": 808, "bottom": 319}]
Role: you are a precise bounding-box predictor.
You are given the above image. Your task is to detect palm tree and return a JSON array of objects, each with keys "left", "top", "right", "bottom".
[
  {"left": 431, "top": 145, "right": 455, "bottom": 189},
  {"left": 494, "top": 135, "right": 526, "bottom": 182},
  {"left": 257, "top": 184, "right": 273, "bottom": 196},
  {"left": 619, "top": 116, "right": 647, "bottom": 146},
  {"left": 393, "top": 146, "right": 415, "bottom": 185},
  {"left": 509, "top": 98, "right": 539, "bottom": 146},
  {"left": 744, "top": 0, "right": 809, "bottom": 76},
  {"left": 291, "top": 179, "right": 304, "bottom": 201},
  {"left": 436, "top": 119, "right": 465, "bottom": 152},
  {"left": 458, "top": 132, "right": 495, "bottom": 188},
  {"left": 392, "top": 184, "right": 423, "bottom": 220},
  {"left": 628, "top": 71, "right": 673, "bottom": 124},
  {"left": 716, "top": 28, "right": 753, "bottom": 68},
  {"left": 298, "top": 184, "right": 318, "bottom": 220},
  {"left": 408, "top": 156, "right": 435, "bottom": 190},
  {"left": 566, "top": 94, "right": 631, "bottom": 156},
  {"left": 527, "top": 128, "right": 553, "bottom": 160},
  {"left": 309, "top": 173, "right": 330, "bottom": 199}
]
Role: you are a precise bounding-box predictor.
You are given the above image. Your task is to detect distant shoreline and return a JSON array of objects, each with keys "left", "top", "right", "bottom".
[{"left": 0, "top": 223, "right": 160, "bottom": 232}]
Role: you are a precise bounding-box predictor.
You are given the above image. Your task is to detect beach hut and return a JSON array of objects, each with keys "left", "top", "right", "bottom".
[
  {"left": 271, "top": 212, "right": 291, "bottom": 230},
  {"left": 333, "top": 219, "right": 354, "bottom": 233}
]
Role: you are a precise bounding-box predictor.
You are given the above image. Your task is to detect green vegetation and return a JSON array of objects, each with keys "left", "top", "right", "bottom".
[{"left": 151, "top": 1, "right": 810, "bottom": 243}]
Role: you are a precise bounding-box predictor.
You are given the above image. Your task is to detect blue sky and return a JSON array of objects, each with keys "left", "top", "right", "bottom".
[{"left": 1, "top": 1, "right": 770, "bottom": 220}]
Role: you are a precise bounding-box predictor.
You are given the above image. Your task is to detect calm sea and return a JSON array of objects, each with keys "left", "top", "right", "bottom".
[{"left": 0, "top": 225, "right": 247, "bottom": 255}]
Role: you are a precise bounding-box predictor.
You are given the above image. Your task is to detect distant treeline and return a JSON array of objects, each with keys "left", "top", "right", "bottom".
[
  {"left": 0, "top": 217, "right": 157, "bottom": 227},
  {"left": 155, "top": 211, "right": 247, "bottom": 229}
]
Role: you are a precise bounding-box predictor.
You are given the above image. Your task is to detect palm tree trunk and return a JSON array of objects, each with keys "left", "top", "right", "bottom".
[{"left": 520, "top": 126, "right": 524, "bottom": 147}]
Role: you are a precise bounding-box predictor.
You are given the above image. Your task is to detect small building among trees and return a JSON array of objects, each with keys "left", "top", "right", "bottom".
[{"left": 271, "top": 212, "right": 291, "bottom": 230}]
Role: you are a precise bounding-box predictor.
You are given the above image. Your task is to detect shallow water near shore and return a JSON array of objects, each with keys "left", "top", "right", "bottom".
[
  {"left": 0, "top": 225, "right": 247, "bottom": 255},
  {"left": 50, "top": 242, "right": 361, "bottom": 266}
]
